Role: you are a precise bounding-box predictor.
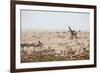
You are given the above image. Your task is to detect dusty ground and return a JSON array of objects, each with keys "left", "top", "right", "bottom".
[{"left": 21, "top": 31, "right": 89, "bottom": 63}]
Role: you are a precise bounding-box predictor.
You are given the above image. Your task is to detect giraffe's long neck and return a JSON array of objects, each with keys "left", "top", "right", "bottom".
[{"left": 69, "top": 27, "right": 73, "bottom": 32}]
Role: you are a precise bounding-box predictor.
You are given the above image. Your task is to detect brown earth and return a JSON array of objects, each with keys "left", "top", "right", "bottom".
[{"left": 21, "top": 31, "right": 89, "bottom": 63}]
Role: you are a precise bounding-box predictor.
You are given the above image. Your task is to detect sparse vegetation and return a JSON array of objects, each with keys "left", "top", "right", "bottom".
[{"left": 21, "top": 31, "right": 89, "bottom": 63}]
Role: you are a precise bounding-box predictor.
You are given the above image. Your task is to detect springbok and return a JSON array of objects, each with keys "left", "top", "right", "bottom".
[
  {"left": 21, "top": 40, "right": 44, "bottom": 53},
  {"left": 32, "top": 41, "right": 44, "bottom": 53}
]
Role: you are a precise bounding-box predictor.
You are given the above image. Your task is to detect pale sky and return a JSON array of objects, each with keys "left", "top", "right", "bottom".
[{"left": 21, "top": 9, "right": 90, "bottom": 32}]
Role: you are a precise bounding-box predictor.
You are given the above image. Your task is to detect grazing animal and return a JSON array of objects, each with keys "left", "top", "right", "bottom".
[
  {"left": 32, "top": 41, "right": 44, "bottom": 53},
  {"left": 68, "top": 26, "right": 77, "bottom": 39},
  {"left": 21, "top": 43, "right": 27, "bottom": 48},
  {"left": 21, "top": 43, "right": 33, "bottom": 48},
  {"left": 21, "top": 41, "right": 44, "bottom": 53}
]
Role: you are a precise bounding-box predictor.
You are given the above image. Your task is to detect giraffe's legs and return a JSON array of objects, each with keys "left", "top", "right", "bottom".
[{"left": 70, "top": 31, "right": 77, "bottom": 39}]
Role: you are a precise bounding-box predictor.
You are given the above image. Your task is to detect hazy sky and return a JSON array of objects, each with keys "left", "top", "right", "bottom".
[{"left": 21, "top": 9, "right": 90, "bottom": 32}]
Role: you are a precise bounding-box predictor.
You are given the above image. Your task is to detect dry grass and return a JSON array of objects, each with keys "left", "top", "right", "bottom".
[{"left": 21, "top": 31, "right": 89, "bottom": 63}]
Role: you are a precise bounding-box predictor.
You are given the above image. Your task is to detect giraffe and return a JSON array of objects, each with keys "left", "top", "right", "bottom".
[{"left": 68, "top": 26, "right": 77, "bottom": 39}]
